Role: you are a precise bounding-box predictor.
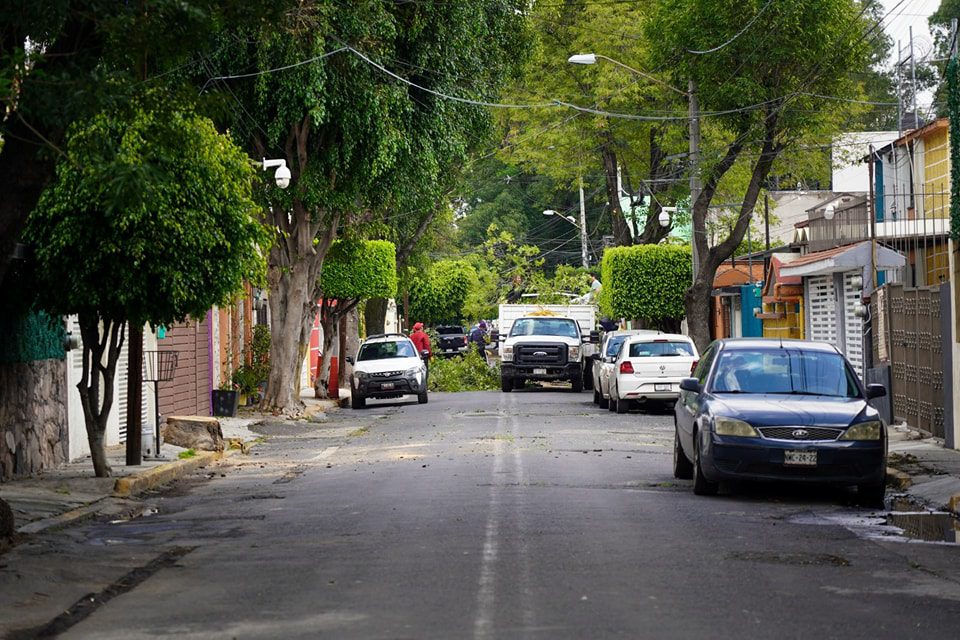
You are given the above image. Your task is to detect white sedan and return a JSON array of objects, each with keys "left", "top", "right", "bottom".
[
  {"left": 608, "top": 333, "right": 699, "bottom": 414},
  {"left": 592, "top": 330, "right": 653, "bottom": 409}
]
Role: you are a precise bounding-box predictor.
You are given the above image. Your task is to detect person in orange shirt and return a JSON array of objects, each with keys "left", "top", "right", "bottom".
[{"left": 410, "top": 322, "right": 432, "bottom": 360}]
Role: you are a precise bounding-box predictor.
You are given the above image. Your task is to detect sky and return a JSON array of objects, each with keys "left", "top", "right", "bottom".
[{"left": 881, "top": 0, "right": 941, "bottom": 109}]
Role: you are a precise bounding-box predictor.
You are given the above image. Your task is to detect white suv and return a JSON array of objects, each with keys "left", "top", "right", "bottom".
[
  {"left": 608, "top": 333, "right": 699, "bottom": 413},
  {"left": 346, "top": 334, "right": 428, "bottom": 409}
]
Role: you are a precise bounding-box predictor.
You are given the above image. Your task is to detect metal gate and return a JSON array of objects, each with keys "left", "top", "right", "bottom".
[
  {"left": 842, "top": 273, "right": 864, "bottom": 379},
  {"left": 872, "top": 283, "right": 945, "bottom": 437},
  {"left": 807, "top": 275, "right": 838, "bottom": 346}
]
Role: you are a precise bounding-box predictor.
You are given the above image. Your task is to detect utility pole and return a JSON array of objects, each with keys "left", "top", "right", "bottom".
[
  {"left": 579, "top": 175, "right": 589, "bottom": 269},
  {"left": 689, "top": 79, "right": 701, "bottom": 282}
]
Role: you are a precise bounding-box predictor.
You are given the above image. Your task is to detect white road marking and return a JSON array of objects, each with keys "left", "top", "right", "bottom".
[
  {"left": 311, "top": 446, "right": 340, "bottom": 461},
  {"left": 473, "top": 398, "right": 508, "bottom": 640}
]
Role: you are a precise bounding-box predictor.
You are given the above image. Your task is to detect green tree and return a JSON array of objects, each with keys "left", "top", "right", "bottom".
[
  {"left": 24, "top": 100, "right": 267, "bottom": 477},
  {"left": 648, "top": 0, "right": 874, "bottom": 350},
  {"left": 0, "top": 1, "right": 277, "bottom": 291},
  {"left": 408, "top": 260, "right": 477, "bottom": 326},
  {"left": 208, "top": 1, "right": 530, "bottom": 413},
  {"left": 315, "top": 239, "right": 397, "bottom": 398}
]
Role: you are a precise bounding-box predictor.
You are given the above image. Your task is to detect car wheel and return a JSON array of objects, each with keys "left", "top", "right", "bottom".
[
  {"left": 583, "top": 369, "right": 593, "bottom": 391},
  {"left": 599, "top": 394, "right": 609, "bottom": 409},
  {"left": 692, "top": 432, "right": 719, "bottom": 496},
  {"left": 501, "top": 376, "right": 513, "bottom": 393},
  {"left": 418, "top": 390, "right": 429, "bottom": 404},
  {"left": 607, "top": 391, "right": 616, "bottom": 411},
  {"left": 673, "top": 426, "right": 693, "bottom": 480},
  {"left": 571, "top": 376, "right": 583, "bottom": 393},
  {"left": 615, "top": 396, "right": 629, "bottom": 413},
  {"left": 351, "top": 389, "right": 366, "bottom": 410},
  {"left": 857, "top": 478, "right": 886, "bottom": 509}
]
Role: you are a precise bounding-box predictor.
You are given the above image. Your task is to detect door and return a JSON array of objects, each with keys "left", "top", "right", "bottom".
[
  {"left": 806, "top": 275, "right": 838, "bottom": 345},
  {"left": 842, "top": 272, "right": 865, "bottom": 379}
]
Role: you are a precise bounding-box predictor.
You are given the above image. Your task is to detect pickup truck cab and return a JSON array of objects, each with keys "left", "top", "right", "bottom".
[
  {"left": 500, "top": 314, "right": 598, "bottom": 392},
  {"left": 435, "top": 325, "right": 468, "bottom": 357}
]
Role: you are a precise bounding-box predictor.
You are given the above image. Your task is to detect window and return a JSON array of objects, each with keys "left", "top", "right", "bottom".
[
  {"left": 510, "top": 318, "right": 579, "bottom": 338},
  {"left": 712, "top": 348, "right": 860, "bottom": 397},
  {"left": 695, "top": 345, "right": 716, "bottom": 385},
  {"left": 628, "top": 341, "right": 695, "bottom": 358},
  {"left": 357, "top": 340, "right": 416, "bottom": 361},
  {"left": 605, "top": 335, "right": 628, "bottom": 357}
]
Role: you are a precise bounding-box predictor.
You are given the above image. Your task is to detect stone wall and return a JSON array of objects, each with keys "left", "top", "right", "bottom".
[{"left": 0, "top": 359, "right": 68, "bottom": 480}]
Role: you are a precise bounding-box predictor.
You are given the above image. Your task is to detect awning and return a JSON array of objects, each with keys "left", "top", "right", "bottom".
[{"left": 779, "top": 241, "right": 905, "bottom": 279}]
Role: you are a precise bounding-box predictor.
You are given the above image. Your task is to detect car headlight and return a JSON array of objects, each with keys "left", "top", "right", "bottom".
[
  {"left": 502, "top": 345, "right": 513, "bottom": 362},
  {"left": 840, "top": 420, "right": 882, "bottom": 441},
  {"left": 714, "top": 416, "right": 760, "bottom": 437},
  {"left": 569, "top": 345, "right": 581, "bottom": 361},
  {"left": 354, "top": 371, "right": 369, "bottom": 380},
  {"left": 404, "top": 367, "right": 421, "bottom": 381}
]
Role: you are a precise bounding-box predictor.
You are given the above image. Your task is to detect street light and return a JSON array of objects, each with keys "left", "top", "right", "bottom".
[
  {"left": 544, "top": 209, "right": 589, "bottom": 269},
  {"left": 262, "top": 158, "right": 291, "bottom": 189}
]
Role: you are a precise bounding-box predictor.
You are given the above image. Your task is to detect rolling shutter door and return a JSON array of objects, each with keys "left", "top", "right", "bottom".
[
  {"left": 842, "top": 272, "right": 864, "bottom": 379},
  {"left": 806, "top": 275, "right": 837, "bottom": 345}
]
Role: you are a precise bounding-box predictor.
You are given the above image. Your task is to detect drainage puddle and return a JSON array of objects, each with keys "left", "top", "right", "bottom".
[{"left": 886, "top": 512, "right": 960, "bottom": 543}]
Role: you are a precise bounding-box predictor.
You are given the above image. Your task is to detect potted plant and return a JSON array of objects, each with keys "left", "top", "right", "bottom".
[{"left": 212, "top": 380, "right": 240, "bottom": 417}]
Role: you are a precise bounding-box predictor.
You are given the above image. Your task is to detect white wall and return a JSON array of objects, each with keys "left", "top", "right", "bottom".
[{"left": 832, "top": 131, "right": 899, "bottom": 193}]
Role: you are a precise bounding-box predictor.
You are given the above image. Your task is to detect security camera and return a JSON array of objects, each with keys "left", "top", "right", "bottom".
[{"left": 262, "top": 158, "right": 291, "bottom": 189}]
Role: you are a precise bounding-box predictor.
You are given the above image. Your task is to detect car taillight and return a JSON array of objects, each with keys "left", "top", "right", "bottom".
[
  {"left": 690, "top": 359, "right": 699, "bottom": 376},
  {"left": 620, "top": 361, "right": 634, "bottom": 374}
]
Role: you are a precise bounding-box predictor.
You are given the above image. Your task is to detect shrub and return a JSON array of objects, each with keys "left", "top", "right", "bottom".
[
  {"left": 428, "top": 351, "right": 500, "bottom": 392},
  {"left": 600, "top": 244, "right": 691, "bottom": 325}
]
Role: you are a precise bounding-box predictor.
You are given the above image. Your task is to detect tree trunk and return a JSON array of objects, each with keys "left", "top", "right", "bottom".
[
  {"left": 264, "top": 262, "right": 314, "bottom": 412},
  {"left": 314, "top": 313, "right": 337, "bottom": 400},
  {"left": 75, "top": 313, "right": 125, "bottom": 478},
  {"left": 601, "top": 139, "right": 633, "bottom": 247},
  {"left": 365, "top": 298, "right": 388, "bottom": 335},
  {"left": 684, "top": 278, "right": 714, "bottom": 353}
]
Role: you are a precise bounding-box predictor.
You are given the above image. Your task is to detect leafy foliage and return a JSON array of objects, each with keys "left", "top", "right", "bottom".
[
  {"left": 320, "top": 240, "right": 397, "bottom": 301},
  {"left": 600, "top": 245, "right": 692, "bottom": 325},
  {"left": 408, "top": 260, "right": 477, "bottom": 326},
  {"left": 428, "top": 351, "right": 500, "bottom": 392},
  {"left": 25, "top": 98, "right": 268, "bottom": 326}
]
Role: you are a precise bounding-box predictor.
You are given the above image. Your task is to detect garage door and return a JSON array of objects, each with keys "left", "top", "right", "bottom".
[
  {"left": 806, "top": 275, "right": 838, "bottom": 346},
  {"left": 842, "top": 272, "right": 864, "bottom": 379}
]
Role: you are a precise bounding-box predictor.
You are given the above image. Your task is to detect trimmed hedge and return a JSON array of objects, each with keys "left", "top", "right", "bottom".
[
  {"left": 320, "top": 239, "right": 397, "bottom": 300},
  {"left": 600, "top": 244, "right": 692, "bottom": 324}
]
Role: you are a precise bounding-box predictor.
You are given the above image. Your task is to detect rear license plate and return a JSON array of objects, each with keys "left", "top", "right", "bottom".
[
  {"left": 534, "top": 368, "right": 547, "bottom": 375},
  {"left": 445, "top": 348, "right": 453, "bottom": 352},
  {"left": 655, "top": 383, "right": 671, "bottom": 391},
  {"left": 784, "top": 450, "right": 817, "bottom": 467},
  {"left": 381, "top": 382, "right": 395, "bottom": 390}
]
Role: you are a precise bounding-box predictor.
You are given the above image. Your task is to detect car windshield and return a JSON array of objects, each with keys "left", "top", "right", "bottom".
[
  {"left": 436, "top": 326, "right": 465, "bottom": 335},
  {"left": 605, "top": 335, "right": 629, "bottom": 357},
  {"left": 628, "top": 341, "right": 695, "bottom": 357},
  {"left": 510, "top": 318, "right": 579, "bottom": 338},
  {"left": 357, "top": 340, "right": 416, "bottom": 361},
  {"left": 711, "top": 348, "right": 861, "bottom": 397}
]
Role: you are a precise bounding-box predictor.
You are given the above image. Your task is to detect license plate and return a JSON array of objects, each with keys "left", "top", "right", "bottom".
[
  {"left": 445, "top": 348, "right": 453, "bottom": 352},
  {"left": 655, "top": 383, "right": 671, "bottom": 391},
  {"left": 534, "top": 368, "right": 547, "bottom": 375},
  {"left": 784, "top": 450, "right": 817, "bottom": 467},
  {"left": 381, "top": 382, "right": 395, "bottom": 390}
]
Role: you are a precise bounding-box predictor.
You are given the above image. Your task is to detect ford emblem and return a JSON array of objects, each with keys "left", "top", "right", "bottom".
[
  {"left": 533, "top": 351, "right": 547, "bottom": 357},
  {"left": 792, "top": 429, "right": 809, "bottom": 438}
]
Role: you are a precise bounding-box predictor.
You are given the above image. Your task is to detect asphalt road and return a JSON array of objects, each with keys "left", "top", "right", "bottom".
[{"left": 3, "top": 390, "right": 960, "bottom": 639}]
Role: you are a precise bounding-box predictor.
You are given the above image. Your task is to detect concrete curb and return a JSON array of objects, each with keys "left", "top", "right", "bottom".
[
  {"left": 886, "top": 467, "right": 912, "bottom": 491},
  {"left": 16, "top": 501, "right": 106, "bottom": 535},
  {"left": 113, "top": 450, "right": 225, "bottom": 497}
]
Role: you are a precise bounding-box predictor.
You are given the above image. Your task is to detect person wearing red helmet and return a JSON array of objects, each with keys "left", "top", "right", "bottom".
[{"left": 410, "top": 322, "right": 432, "bottom": 360}]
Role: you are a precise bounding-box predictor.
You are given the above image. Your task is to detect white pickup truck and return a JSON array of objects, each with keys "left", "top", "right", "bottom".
[{"left": 496, "top": 304, "right": 599, "bottom": 392}]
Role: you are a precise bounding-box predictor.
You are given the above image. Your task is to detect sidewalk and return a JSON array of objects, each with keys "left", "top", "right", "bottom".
[
  {"left": 1, "top": 394, "right": 343, "bottom": 540},
  {"left": 887, "top": 423, "right": 960, "bottom": 515}
]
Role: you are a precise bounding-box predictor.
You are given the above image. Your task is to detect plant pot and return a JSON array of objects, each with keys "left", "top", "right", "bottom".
[{"left": 212, "top": 390, "right": 239, "bottom": 417}]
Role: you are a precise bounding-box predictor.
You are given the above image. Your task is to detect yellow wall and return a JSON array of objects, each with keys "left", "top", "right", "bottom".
[
  {"left": 761, "top": 301, "right": 802, "bottom": 339},
  {"left": 923, "top": 127, "right": 950, "bottom": 219}
]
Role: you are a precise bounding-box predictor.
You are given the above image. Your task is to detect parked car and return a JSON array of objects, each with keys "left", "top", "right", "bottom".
[
  {"left": 591, "top": 330, "right": 653, "bottom": 408},
  {"left": 673, "top": 338, "right": 887, "bottom": 507},
  {"left": 435, "top": 325, "right": 469, "bottom": 358},
  {"left": 608, "top": 333, "right": 699, "bottom": 413},
  {"left": 345, "top": 334, "right": 428, "bottom": 409}
]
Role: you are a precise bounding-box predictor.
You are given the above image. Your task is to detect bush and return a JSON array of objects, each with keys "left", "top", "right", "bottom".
[
  {"left": 428, "top": 351, "right": 500, "bottom": 392},
  {"left": 600, "top": 244, "right": 691, "bottom": 325}
]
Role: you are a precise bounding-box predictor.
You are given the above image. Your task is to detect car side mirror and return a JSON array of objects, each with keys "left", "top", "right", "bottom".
[
  {"left": 420, "top": 349, "right": 430, "bottom": 357},
  {"left": 586, "top": 330, "right": 600, "bottom": 344},
  {"left": 679, "top": 377, "right": 701, "bottom": 393},
  {"left": 345, "top": 356, "right": 354, "bottom": 365},
  {"left": 491, "top": 330, "right": 499, "bottom": 342},
  {"left": 866, "top": 384, "right": 886, "bottom": 399}
]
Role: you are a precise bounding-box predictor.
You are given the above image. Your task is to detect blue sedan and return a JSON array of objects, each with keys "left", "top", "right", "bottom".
[{"left": 673, "top": 338, "right": 887, "bottom": 507}]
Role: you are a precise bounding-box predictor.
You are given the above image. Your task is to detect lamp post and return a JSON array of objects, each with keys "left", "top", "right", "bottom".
[
  {"left": 568, "top": 53, "right": 699, "bottom": 279},
  {"left": 543, "top": 208, "right": 589, "bottom": 268}
]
